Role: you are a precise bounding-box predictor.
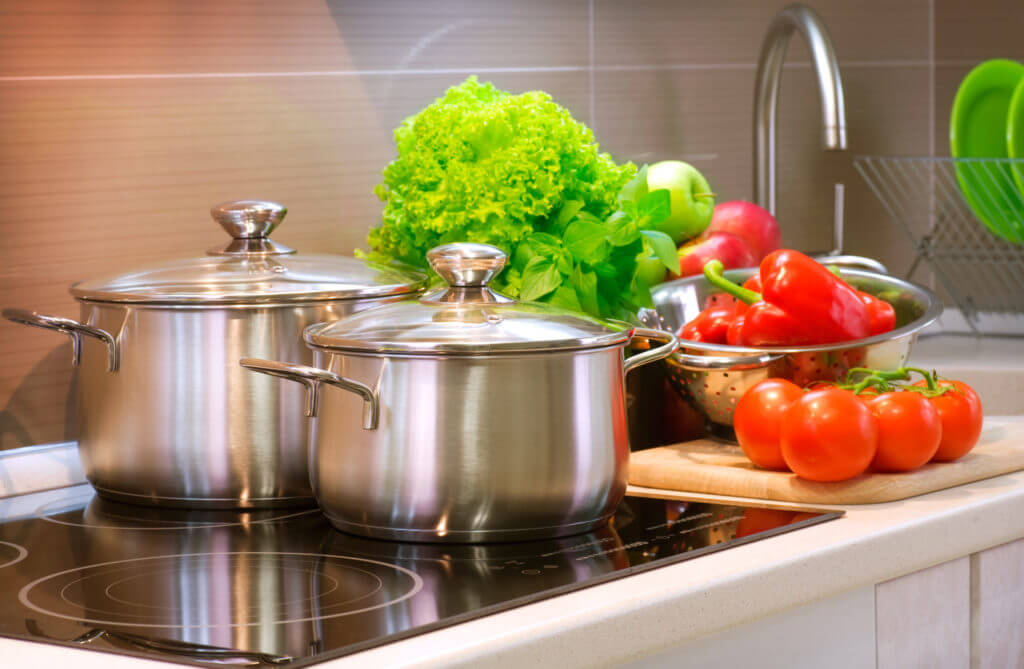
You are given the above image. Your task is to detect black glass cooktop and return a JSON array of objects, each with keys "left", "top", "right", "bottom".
[{"left": 0, "top": 484, "right": 840, "bottom": 667}]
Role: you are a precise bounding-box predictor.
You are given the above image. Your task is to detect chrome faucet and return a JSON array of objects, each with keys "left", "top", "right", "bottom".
[{"left": 753, "top": 4, "right": 847, "bottom": 215}]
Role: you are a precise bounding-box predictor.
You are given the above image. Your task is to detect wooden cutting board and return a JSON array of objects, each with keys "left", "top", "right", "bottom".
[{"left": 629, "top": 421, "right": 1024, "bottom": 504}]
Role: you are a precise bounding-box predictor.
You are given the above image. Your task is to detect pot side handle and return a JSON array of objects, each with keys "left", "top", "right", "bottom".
[
  {"left": 239, "top": 358, "right": 379, "bottom": 430},
  {"left": 2, "top": 308, "right": 119, "bottom": 372},
  {"left": 623, "top": 327, "right": 679, "bottom": 376}
]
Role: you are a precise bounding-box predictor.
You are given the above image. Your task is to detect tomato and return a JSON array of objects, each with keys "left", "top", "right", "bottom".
[
  {"left": 867, "top": 391, "right": 942, "bottom": 472},
  {"left": 780, "top": 387, "right": 878, "bottom": 481},
  {"left": 914, "top": 379, "right": 983, "bottom": 462},
  {"left": 733, "top": 379, "right": 803, "bottom": 470}
]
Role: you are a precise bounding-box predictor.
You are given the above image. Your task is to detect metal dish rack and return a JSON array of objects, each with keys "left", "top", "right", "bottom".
[{"left": 854, "top": 156, "right": 1024, "bottom": 335}]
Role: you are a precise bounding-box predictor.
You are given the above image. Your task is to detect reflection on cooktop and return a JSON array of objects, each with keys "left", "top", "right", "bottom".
[{"left": 0, "top": 485, "right": 840, "bottom": 667}]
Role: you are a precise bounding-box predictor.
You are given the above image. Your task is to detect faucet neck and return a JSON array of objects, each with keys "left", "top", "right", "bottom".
[{"left": 753, "top": 4, "right": 848, "bottom": 216}]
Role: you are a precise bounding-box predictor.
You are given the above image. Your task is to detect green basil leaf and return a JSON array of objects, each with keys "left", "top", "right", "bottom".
[
  {"left": 576, "top": 210, "right": 605, "bottom": 225},
  {"left": 527, "top": 232, "right": 563, "bottom": 254},
  {"left": 617, "top": 164, "right": 649, "bottom": 205},
  {"left": 592, "top": 262, "right": 619, "bottom": 280},
  {"left": 571, "top": 267, "right": 600, "bottom": 317},
  {"left": 564, "top": 219, "right": 610, "bottom": 263},
  {"left": 511, "top": 243, "right": 536, "bottom": 272},
  {"left": 609, "top": 218, "right": 640, "bottom": 247},
  {"left": 555, "top": 250, "right": 574, "bottom": 275},
  {"left": 547, "top": 284, "right": 583, "bottom": 312},
  {"left": 555, "top": 200, "right": 585, "bottom": 227},
  {"left": 520, "top": 256, "right": 562, "bottom": 302},
  {"left": 640, "top": 229, "right": 679, "bottom": 271},
  {"left": 638, "top": 189, "right": 671, "bottom": 227},
  {"left": 631, "top": 275, "right": 655, "bottom": 309}
]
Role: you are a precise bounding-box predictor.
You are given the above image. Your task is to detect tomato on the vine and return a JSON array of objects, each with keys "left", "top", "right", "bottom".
[
  {"left": 780, "top": 387, "right": 877, "bottom": 482},
  {"left": 733, "top": 378, "right": 803, "bottom": 470},
  {"left": 867, "top": 391, "right": 942, "bottom": 472},
  {"left": 913, "top": 379, "right": 983, "bottom": 462}
]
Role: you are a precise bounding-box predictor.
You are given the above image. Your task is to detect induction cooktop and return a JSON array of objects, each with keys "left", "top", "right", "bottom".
[{"left": 0, "top": 484, "right": 840, "bottom": 667}]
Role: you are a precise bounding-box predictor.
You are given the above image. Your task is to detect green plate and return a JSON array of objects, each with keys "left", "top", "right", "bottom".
[
  {"left": 950, "top": 59, "right": 1024, "bottom": 244},
  {"left": 1006, "top": 76, "right": 1024, "bottom": 212}
]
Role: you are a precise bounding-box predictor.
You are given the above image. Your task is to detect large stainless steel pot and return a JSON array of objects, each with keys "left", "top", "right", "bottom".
[
  {"left": 242, "top": 243, "right": 679, "bottom": 543},
  {"left": 3, "top": 201, "right": 425, "bottom": 509}
]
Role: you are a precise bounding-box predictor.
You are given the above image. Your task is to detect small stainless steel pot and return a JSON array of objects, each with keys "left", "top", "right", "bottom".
[
  {"left": 242, "top": 243, "right": 678, "bottom": 543},
  {"left": 642, "top": 267, "right": 943, "bottom": 428},
  {"left": 3, "top": 201, "right": 425, "bottom": 509}
]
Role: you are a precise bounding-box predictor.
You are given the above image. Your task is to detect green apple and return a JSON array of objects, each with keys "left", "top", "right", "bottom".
[{"left": 646, "top": 160, "right": 715, "bottom": 244}]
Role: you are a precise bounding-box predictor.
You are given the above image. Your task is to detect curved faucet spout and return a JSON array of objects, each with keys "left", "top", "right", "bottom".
[{"left": 753, "top": 3, "right": 847, "bottom": 215}]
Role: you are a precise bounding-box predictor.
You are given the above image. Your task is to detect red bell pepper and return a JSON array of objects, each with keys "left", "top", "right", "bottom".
[
  {"left": 704, "top": 250, "right": 872, "bottom": 346},
  {"left": 679, "top": 302, "right": 743, "bottom": 343},
  {"left": 857, "top": 290, "right": 896, "bottom": 335}
]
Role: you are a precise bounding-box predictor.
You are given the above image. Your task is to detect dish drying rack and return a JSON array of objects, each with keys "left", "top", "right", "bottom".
[{"left": 854, "top": 156, "right": 1024, "bottom": 335}]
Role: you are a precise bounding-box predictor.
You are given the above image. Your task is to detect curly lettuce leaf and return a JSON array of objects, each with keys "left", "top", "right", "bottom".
[{"left": 367, "top": 76, "right": 649, "bottom": 318}]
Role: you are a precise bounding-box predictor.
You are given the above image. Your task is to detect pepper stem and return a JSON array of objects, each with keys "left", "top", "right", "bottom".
[{"left": 703, "top": 260, "right": 761, "bottom": 305}]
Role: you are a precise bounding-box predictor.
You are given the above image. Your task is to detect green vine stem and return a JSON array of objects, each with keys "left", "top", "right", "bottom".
[
  {"left": 702, "top": 260, "right": 761, "bottom": 305},
  {"left": 837, "top": 365, "right": 951, "bottom": 397}
]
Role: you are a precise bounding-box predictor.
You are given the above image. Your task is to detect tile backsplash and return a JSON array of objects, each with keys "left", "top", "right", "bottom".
[{"left": 0, "top": 0, "right": 1013, "bottom": 449}]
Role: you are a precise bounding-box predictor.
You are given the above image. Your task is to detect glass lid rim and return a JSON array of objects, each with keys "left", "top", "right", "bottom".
[
  {"left": 301, "top": 319, "right": 634, "bottom": 355},
  {"left": 67, "top": 280, "right": 425, "bottom": 304}
]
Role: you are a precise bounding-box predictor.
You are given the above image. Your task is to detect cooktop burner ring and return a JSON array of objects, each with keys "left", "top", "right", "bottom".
[
  {"left": 36, "top": 492, "right": 320, "bottom": 531},
  {"left": 0, "top": 541, "right": 28, "bottom": 569},
  {"left": 19, "top": 552, "right": 424, "bottom": 629}
]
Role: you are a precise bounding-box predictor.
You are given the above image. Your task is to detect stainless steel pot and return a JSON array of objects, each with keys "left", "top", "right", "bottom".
[
  {"left": 642, "top": 266, "right": 943, "bottom": 428},
  {"left": 3, "top": 201, "right": 425, "bottom": 509},
  {"left": 242, "top": 243, "right": 678, "bottom": 543}
]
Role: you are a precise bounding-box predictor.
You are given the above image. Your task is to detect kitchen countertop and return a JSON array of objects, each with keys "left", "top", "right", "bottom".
[{"left": 3, "top": 416, "right": 1023, "bottom": 668}]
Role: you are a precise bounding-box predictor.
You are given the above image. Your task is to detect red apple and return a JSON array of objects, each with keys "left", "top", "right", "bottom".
[
  {"left": 705, "top": 201, "right": 781, "bottom": 261},
  {"left": 676, "top": 231, "right": 755, "bottom": 278}
]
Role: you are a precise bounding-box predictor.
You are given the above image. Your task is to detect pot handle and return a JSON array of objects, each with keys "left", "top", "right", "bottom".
[
  {"left": 623, "top": 327, "right": 680, "bottom": 375},
  {"left": 2, "top": 308, "right": 119, "bottom": 372},
  {"left": 239, "top": 358, "right": 379, "bottom": 430}
]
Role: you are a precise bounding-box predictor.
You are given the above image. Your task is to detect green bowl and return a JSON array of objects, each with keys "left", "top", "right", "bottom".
[
  {"left": 950, "top": 59, "right": 1024, "bottom": 244},
  {"left": 1006, "top": 76, "right": 1024, "bottom": 208}
]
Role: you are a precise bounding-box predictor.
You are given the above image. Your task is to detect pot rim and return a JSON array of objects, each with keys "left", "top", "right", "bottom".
[{"left": 71, "top": 288, "right": 419, "bottom": 307}]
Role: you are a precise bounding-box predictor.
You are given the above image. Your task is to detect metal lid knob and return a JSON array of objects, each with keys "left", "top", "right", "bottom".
[
  {"left": 427, "top": 243, "right": 507, "bottom": 287},
  {"left": 208, "top": 200, "right": 295, "bottom": 256}
]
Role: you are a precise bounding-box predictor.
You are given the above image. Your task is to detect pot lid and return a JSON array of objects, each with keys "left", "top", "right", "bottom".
[
  {"left": 303, "top": 243, "right": 633, "bottom": 355},
  {"left": 70, "top": 201, "right": 427, "bottom": 305}
]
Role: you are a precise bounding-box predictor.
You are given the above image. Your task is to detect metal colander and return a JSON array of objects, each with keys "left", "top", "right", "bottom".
[{"left": 641, "top": 267, "right": 943, "bottom": 427}]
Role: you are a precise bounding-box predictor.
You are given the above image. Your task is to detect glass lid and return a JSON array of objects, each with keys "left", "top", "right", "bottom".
[
  {"left": 70, "top": 201, "right": 427, "bottom": 305},
  {"left": 303, "top": 243, "right": 633, "bottom": 355}
]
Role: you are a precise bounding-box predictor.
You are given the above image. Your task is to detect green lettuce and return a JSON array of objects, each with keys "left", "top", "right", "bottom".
[{"left": 365, "top": 76, "right": 675, "bottom": 320}]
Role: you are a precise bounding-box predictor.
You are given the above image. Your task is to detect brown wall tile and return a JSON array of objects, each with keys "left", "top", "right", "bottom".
[
  {"left": 0, "top": 0, "right": 589, "bottom": 76},
  {"left": 935, "top": 0, "right": 1024, "bottom": 62},
  {"left": 594, "top": 0, "right": 930, "bottom": 67}
]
